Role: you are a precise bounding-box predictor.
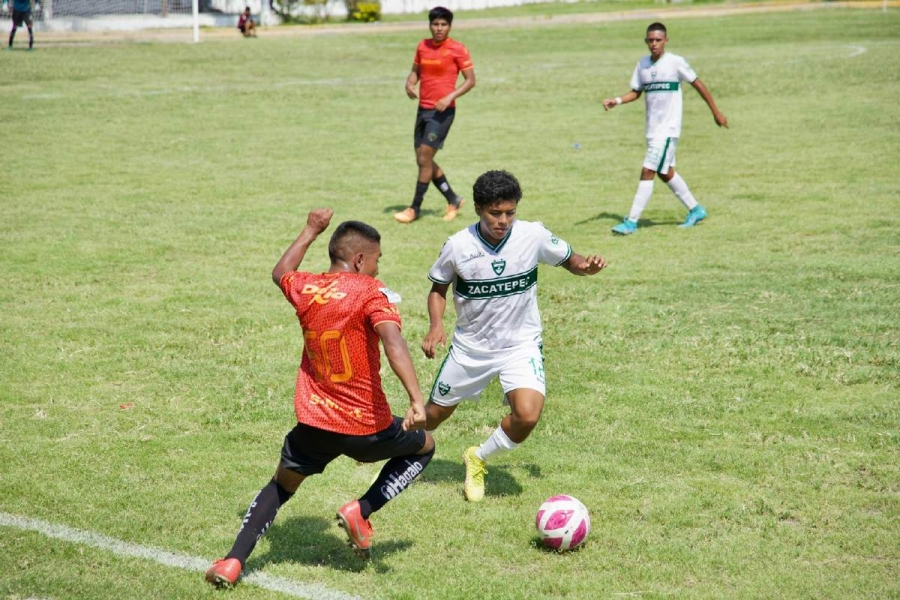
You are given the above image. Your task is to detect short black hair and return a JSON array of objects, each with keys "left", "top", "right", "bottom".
[
  {"left": 428, "top": 6, "right": 453, "bottom": 25},
  {"left": 472, "top": 170, "right": 522, "bottom": 207},
  {"left": 328, "top": 221, "right": 381, "bottom": 264},
  {"left": 646, "top": 22, "right": 667, "bottom": 35}
]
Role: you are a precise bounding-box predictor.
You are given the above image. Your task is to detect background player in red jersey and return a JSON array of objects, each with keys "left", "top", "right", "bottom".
[
  {"left": 394, "top": 7, "right": 476, "bottom": 224},
  {"left": 206, "top": 208, "right": 435, "bottom": 587}
]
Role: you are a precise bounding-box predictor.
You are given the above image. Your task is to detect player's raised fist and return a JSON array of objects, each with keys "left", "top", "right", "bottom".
[{"left": 306, "top": 208, "right": 334, "bottom": 234}]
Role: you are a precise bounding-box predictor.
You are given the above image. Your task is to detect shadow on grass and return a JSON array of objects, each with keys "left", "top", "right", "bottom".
[
  {"left": 248, "top": 514, "right": 413, "bottom": 574},
  {"left": 575, "top": 211, "right": 677, "bottom": 229},
  {"left": 418, "top": 457, "right": 542, "bottom": 498}
]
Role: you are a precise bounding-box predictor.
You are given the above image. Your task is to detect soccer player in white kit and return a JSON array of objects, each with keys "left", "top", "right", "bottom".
[
  {"left": 421, "top": 170, "right": 607, "bottom": 502},
  {"left": 603, "top": 22, "right": 728, "bottom": 235}
]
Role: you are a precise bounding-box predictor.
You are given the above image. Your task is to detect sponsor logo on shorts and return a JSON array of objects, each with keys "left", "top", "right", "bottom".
[
  {"left": 491, "top": 259, "right": 506, "bottom": 275},
  {"left": 380, "top": 460, "right": 424, "bottom": 500},
  {"left": 427, "top": 132, "right": 438, "bottom": 142},
  {"left": 438, "top": 382, "right": 451, "bottom": 396}
]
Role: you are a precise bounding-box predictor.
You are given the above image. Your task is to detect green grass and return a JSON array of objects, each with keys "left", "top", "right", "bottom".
[{"left": 2, "top": 5, "right": 899, "bottom": 599}]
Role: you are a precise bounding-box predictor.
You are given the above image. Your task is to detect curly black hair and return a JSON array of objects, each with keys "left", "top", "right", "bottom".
[{"left": 472, "top": 170, "right": 522, "bottom": 207}]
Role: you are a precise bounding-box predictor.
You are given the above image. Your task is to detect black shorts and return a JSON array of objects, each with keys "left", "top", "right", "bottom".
[
  {"left": 414, "top": 107, "right": 455, "bottom": 150},
  {"left": 280, "top": 417, "right": 427, "bottom": 476},
  {"left": 13, "top": 9, "right": 33, "bottom": 27}
]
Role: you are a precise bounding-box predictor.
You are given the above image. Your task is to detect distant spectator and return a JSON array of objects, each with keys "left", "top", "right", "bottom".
[
  {"left": 7, "top": 0, "right": 34, "bottom": 50},
  {"left": 237, "top": 6, "right": 256, "bottom": 37}
]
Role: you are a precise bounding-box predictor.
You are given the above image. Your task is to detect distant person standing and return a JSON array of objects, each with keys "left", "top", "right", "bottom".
[
  {"left": 237, "top": 6, "right": 256, "bottom": 37},
  {"left": 7, "top": 0, "right": 34, "bottom": 50},
  {"left": 394, "top": 6, "right": 476, "bottom": 224},
  {"left": 603, "top": 22, "right": 728, "bottom": 235}
]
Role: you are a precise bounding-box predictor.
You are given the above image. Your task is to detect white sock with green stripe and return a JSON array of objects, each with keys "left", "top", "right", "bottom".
[
  {"left": 666, "top": 173, "right": 698, "bottom": 210},
  {"left": 477, "top": 424, "right": 518, "bottom": 462},
  {"left": 627, "top": 180, "right": 654, "bottom": 222}
]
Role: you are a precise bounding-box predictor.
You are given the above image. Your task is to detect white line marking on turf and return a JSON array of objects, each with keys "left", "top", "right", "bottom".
[
  {"left": 0, "top": 512, "right": 364, "bottom": 600},
  {"left": 846, "top": 45, "right": 867, "bottom": 58}
]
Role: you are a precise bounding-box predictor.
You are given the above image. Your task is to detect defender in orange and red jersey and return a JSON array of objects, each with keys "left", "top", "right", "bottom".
[
  {"left": 206, "top": 209, "right": 435, "bottom": 587},
  {"left": 394, "top": 7, "right": 476, "bottom": 225}
]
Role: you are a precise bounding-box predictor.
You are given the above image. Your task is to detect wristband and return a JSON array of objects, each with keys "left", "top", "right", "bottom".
[{"left": 615, "top": 97, "right": 622, "bottom": 105}]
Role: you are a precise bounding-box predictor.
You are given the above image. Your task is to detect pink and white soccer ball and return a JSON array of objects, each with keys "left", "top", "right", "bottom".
[{"left": 535, "top": 494, "right": 591, "bottom": 551}]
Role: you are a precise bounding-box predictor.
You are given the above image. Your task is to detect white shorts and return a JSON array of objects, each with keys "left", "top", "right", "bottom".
[
  {"left": 428, "top": 344, "right": 546, "bottom": 407},
  {"left": 642, "top": 137, "right": 678, "bottom": 174}
]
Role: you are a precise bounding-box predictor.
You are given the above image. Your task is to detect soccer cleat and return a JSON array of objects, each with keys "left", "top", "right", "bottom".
[
  {"left": 611, "top": 218, "right": 638, "bottom": 235},
  {"left": 679, "top": 205, "right": 707, "bottom": 228},
  {"left": 443, "top": 198, "right": 465, "bottom": 222},
  {"left": 393, "top": 207, "right": 419, "bottom": 224},
  {"left": 205, "top": 558, "right": 242, "bottom": 588},
  {"left": 462, "top": 446, "right": 487, "bottom": 502},
  {"left": 336, "top": 500, "right": 373, "bottom": 560}
]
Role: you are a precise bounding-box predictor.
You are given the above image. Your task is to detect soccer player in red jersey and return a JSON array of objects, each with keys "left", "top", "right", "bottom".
[
  {"left": 206, "top": 208, "right": 435, "bottom": 587},
  {"left": 394, "top": 6, "right": 476, "bottom": 224}
]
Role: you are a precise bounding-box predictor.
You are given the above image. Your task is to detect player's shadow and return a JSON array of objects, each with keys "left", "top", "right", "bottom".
[
  {"left": 418, "top": 457, "right": 542, "bottom": 498},
  {"left": 575, "top": 211, "right": 676, "bottom": 229},
  {"left": 383, "top": 204, "right": 442, "bottom": 220},
  {"left": 245, "top": 514, "right": 413, "bottom": 574}
]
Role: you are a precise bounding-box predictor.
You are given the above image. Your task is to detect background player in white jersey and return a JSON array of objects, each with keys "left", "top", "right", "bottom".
[
  {"left": 603, "top": 22, "right": 728, "bottom": 235},
  {"left": 421, "top": 170, "right": 607, "bottom": 502}
]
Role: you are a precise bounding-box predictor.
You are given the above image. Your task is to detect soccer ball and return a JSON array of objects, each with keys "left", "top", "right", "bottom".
[{"left": 535, "top": 494, "right": 591, "bottom": 551}]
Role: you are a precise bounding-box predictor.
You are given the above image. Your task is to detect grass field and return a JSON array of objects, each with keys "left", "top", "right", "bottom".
[{"left": 1, "top": 4, "right": 899, "bottom": 599}]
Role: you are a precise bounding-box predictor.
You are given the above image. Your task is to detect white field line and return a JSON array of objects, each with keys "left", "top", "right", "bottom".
[{"left": 0, "top": 512, "right": 365, "bottom": 600}]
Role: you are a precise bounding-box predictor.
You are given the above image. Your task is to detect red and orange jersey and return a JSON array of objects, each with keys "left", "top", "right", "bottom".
[
  {"left": 280, "top": 271, "right": 403, "bottom": 435},
  {"left": 414, "top": 38, "right": 473, "bottom": 109}
]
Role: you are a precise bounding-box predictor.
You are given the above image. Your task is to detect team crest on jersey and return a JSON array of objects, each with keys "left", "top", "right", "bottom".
[
  {"left": 437, "top": 382, "right": 451, "bottom": 396},
  {"left": 491, "top": 259, "right": 506, "bottom": 275},
  {"left": 551, "top": 236, "right": 559, "bottom": 245}
]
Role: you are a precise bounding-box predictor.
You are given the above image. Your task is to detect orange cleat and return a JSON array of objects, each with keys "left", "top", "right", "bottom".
[
  {"left": 443, "top": 198, "right": 465, "bottom": 222},
  {"left": 393, "top": 207, "right": 419, "bottom": 224},
  {"left": 336, "top": 500, "right": 373, "bottom": 560},
  {"left": 205, "top": 557, "right": 242, "bottom": 588}
]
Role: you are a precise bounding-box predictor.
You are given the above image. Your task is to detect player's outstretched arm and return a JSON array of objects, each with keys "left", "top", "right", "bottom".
[
  {"left": 422, "top": 282, "right": 450, "bottom": 359},
  {"left": 691, "top": 78, "right": 728, "bottom": 128},
  {"left": 602, "top": 90, "right": 641, "bottom": 111},
  {"left": 271, "top": 208, "right": 334, "bottom": 285},
  {"left": 563, "top": 253, "right": 607, "bottom": 276},
  {"left": 376, "top": 322, "right": 427, "bottom": 431}
]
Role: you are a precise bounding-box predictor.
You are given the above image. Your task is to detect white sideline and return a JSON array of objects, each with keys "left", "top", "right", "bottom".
[{"left": 0, "top": 512, "right": 364, "bottom": 600}]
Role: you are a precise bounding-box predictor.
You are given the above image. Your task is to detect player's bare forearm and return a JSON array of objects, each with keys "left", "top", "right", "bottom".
[
  {"left": 422, "top": 284, "right": 449, "bottom": 358},
  {"left": 435, "top": 69, "right": 475, "bottom": 112},
  {"left": 564, "top": 253, "right": 607, "bottom": 276},
  {"left": 602, "top": 90, "right": 640, "bottom": 111},
  {"left": 271, "top": 208, "right": 333, "bottom": 284},
  {"left": 691, "top": 79, "right": 729, "bottom": 128},
  {"left": 377, "top": 322, "right": 426, "bottom": 409},
  {"left": 406, "top": 66, "right": 420, "bottom": 100}
]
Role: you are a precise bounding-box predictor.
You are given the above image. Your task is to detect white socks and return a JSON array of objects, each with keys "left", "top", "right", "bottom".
[
  {"left": 666, "top": 173, "right": 698, "bottom": 210},
  {"left": 628, "top": 180, "right": 654, "bottom": 222},
  {"left": 477, "top": 425, "right": 518, "bottom": 462}
]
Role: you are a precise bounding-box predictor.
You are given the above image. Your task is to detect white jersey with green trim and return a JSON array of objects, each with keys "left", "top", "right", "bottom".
[
  {"left": 428, "top": 219, "right": 572, "bottom": 354},
  {"left": 629, "top": 51, "right": 697, "bottom": 139}
]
